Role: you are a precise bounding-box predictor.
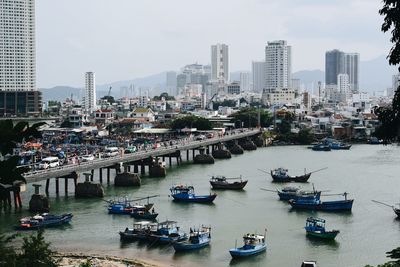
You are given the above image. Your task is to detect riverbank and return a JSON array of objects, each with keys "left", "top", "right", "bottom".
[{"left": 56, "top": 252, "right": 167, "bottom": 267}]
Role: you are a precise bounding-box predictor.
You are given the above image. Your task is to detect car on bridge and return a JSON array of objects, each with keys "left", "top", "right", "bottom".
[
  {"left": 38, "top": 157, "right": 60, "bottom": 169},
  {"left": 81, "top": 154, "right": 95, "bottom": 162},
  {"left": 104, "top": 147, "right": 119, "bottom": 157}
]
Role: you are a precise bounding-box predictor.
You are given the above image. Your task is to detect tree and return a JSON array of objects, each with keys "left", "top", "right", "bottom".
[
  {"left": 170, "top": 115, "right": 212, "bottom": 130},
  {"left": 365, "top": 247, "right": 400, "bottom": 267},
  {"left": 229, "top": 107, "right": 272, "bottom": 128},
  {"left": 153, "top": 92, "right": 175, "bottom": 101},
  {"left": 17, "top": 230, "right": 58, "bottom": 267},
  {"left": 297, "top": 128, "right": 314, "bottom": 145},
  {"left": 0, "top": 234, "right": 18, "bottom": 267},
  {"left": 374, "top": 1, "right": 400, "bottom": 141}
]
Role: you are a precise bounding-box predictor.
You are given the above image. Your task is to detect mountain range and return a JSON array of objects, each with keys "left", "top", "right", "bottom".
[{"left": 40, "top": 55, "right": 398, "bottom": 102}]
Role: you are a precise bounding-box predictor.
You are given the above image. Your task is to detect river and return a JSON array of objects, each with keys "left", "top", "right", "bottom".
[{"left": 1, "top": 145, "right": 399, "bottom": 267}]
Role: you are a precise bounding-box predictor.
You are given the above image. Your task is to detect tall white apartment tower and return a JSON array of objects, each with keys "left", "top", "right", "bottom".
[
  {"left": 84, "top": 72, "right": 96, "bottom": 113},
  {"left": 265, "top": 40, "right": 291, "bottom": 91},
  {"left": 0, "top": 0, "right": 36, "bottom": 91},
  {"left": 252, "top": 61, "right": 266, "bottom": 92},
  {"left": 211, "top": 43, "right": 229, "bottom": 83}
]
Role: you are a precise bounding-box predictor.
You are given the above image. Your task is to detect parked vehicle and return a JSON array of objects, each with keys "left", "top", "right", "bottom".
[
  {"left": 38, "top": 157, "right": 60, "bottom": 169},
  {"left": 104, "top": 147, "right": 119, "bottom": 157},
  {"left": 124, "top": 146, "right": 137, "bottom": 154},
  {"left": 81, "top": 154, "right": 95, "bottom": 162}
]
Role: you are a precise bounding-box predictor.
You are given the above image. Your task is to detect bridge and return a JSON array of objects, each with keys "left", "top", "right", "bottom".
[{"left": 23, "top": 128, "right": 262, "bottom": 183}]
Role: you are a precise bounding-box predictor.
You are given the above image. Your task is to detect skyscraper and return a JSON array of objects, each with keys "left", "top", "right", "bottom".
[
  {"left": 264, "top": 40, "right": 291, "bottom": 91},
  {"left": 325, "top": 49, "right": 359, "bottom": 92},
  {"left": 0, "top": 0, "right": 36, "bottom": 91},
  {"left": 84, "top": 72, "right": 96, "bottom": 113},
  {"left": 252, "top": 61, "right": 266, "bottom": 92},
  {"left": 0, "top": 0, "right": 41, "bottom": 116},
  {"left": 211, "top": 43, "right": 229, "bottom": 83},
  {"left": 240, "top": 72, "right": 250, "bottom": 92}
]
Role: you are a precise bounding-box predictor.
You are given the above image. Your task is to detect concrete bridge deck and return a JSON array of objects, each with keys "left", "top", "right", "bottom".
[{"left": 23, "top": 129, "right": 261, "bottom": 183}]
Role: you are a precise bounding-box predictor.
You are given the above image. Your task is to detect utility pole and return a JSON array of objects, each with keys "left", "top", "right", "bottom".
[{"left": 318, "top": 81, "right": 321, "bottom": 107}]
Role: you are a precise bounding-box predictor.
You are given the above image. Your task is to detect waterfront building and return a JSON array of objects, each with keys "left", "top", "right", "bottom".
[
  {"left": 240, "top": 72, "right": 251, "bottom": 92},
  {"left": 0, "top": 0, "right": 41, "bottom": 116},
  {"left": 211, "top": 43, "right": 229, "bottom": 83},
  {"left": 265, "top": 40, "right": 291, "bottom": 91},
  {"left": 325, "top": 49, "right": 359, "bottom": 92},
  {"left": 84, "top": 72, "right": 96, "bottom": 113},
  {"left": 262, "top": 88, "right": 295, "bottom": 106},
  {"left": 252, "top": 61, "right": 266, "bottom": 92}
]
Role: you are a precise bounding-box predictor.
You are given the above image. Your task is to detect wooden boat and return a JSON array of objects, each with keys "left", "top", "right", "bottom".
[
  {"left": 131, "top": 208, "right": 158, "bottom": 220},
  {"left": 229, "top": 231, "right": 267, "bottom": 258},
  {"left": 16, "top": 213, "right": 73, "bottom": 230},
  {"left": 372, "top": 200, "right": 400, "bottom": 218},
  {"left": 209, "top": 175, "right": 248, "bottom": 190},
  {"left": 289, "top": 192, "right": 354, "bottom": 211},
  {"left": 278, "top": 188, "right": 321, "bottom": 201},
  {"left": 107, "top": 195, "right": 157, "bottom": 214},
  {"left": 270, "top": 168, "right": 311, "bottom": 183},
  {"left": 119, "top": 221, "right": 157, "bottom": 241},
  {"left": 311, "top": 144, "right": 331, "bottom": 151},
  {"left": 170, "top": 185, "right": 216, "bottom": 203},
  {"left": 150, "top": 220, "right": 187, "bottom": 243},
  {"left": 304, "top": 217, "right": 339, "bottom": 240},
  {"left": 173, "top": 226, "right": 211, "bottom": 252},
  {"left": 301, "top": 261, "right": 317, "bottom": 267}
]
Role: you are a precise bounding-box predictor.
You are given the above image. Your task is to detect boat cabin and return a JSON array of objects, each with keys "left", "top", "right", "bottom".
[
  {"left": 273, "top": 168, "right": 289, "bottom": 176},
  {"left": 305, "top": 217, "right": 326, "bottom": 231},
  {"left": 157, "top": 220, "right": 179, "bottom": 235},
  {"left": 301, "top": 261, "right": 317, "bottom": 267},
  {"left": 170, "top": 185, "right": 194, "bottom": 195},
  {"left": 243, "top": 233, "right": 265, "bottom": 246}
]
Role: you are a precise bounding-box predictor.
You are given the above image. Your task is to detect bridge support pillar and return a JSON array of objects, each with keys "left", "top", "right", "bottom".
[
  {"left": 99, "top": 168, "right": 103, "bottom": 183},
  {"left": 64, "top": 178, "right": 68, "bottom": 195},
  {"left": 90, "top": 169, "right": 94, "bottom": 181},
  {"left": 192, "top": 149, "right": 195, "bottom": 159},
  {"left": 186, "top": 150, "right": 189, "bottom": 160},
  {"left": 55, "top": 178, "right": 59, "bottom": 195},
  {"left": 141, "top": 163, "right": 145, "bottom": 175},
  {"left": 169, "top": 156, "right": 172, "bottom": 166},
  {"left": 107, "top": 168, "right": 110, "bottom": 184},
  {"left": 45, "top": 179, "right": 50, "bottom": 195},
  {"left": 134, "top": 164, "right": 139, "bottom": 173}
]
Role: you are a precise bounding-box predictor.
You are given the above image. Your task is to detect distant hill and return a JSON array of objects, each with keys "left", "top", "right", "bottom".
[{"left": 40, "top": 86, "right": 83, "bottom": 102}]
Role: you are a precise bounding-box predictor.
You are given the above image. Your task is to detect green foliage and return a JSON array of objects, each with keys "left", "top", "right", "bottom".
[
  {"left": 60, "top": 119, "right": 73, "bottom": 128},
  {"left": 101, "top": 95, "right": 115, "bottom": 104},
  {"left": 229, "top": 107, "right": 272, "bottom": 128},
  {"left": 297, "top": 128, "right": 315, "bottom": 145},
  {"left": 365, "top": 247, "right": 400, "bottom": 267},
  {"left": 375, "top": 1, "right": 400, "bottom": 141},
  {"left": 170, "top": 115, "right": 212, "bottom": 130},
  {"left": 18, "top": 230, "right": 58, "bottom": 267},
  {"left": 0, "top": 234, "right": 18, "bottom": 267},
  {"left": 47, "top": 101, "right": 61, "bottom": 107},
  {"left": 153, "top": 92, "right": 175, "bottom": 101},
  {"left": 79, "top": 259, "right": 93, "bottom": 267}
]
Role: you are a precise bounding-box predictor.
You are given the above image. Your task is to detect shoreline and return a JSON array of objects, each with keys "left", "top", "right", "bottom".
[{"left": 55, "top": 252, "right": 168, "bottom": 267}]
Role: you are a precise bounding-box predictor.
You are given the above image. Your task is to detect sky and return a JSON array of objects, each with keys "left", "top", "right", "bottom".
[{"left": 36, "top": 0, "right": 391, "bottom": 88}]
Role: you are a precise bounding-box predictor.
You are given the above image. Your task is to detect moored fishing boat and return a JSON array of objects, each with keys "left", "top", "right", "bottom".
[
  {"left": 107, "top": 195, "right": 157, "bottom": 214},
  {"left": 131, "top": 207, "right": 158, "bottom": 220},
  {"left": 229, "top": 231, "right": 267, "bottom": 258},
  {"left": 372, "top": 200, "right": 400, "bottom": 218},
  {"left": 304, "top": 217, "right": 339, "bottom": 240},
  {"left": 311, "top": 144, "right": 331, "bottom": 151},
  {"left": 119, "top": 221, "right": 157, "bottom": 241},
  {"left": 150, "top": 220, "right": 187, "bottom": 243},
  {"left": 270, "top": 168, "right": 311, "bottom": 183},
  {"left": 289, "top": 192, "right": 354, "bottom": 211},
  {"left": 170, "top": 185, "right": 216, "bottom": 203},
  {"left": 209, "top": 175, "right": 248, "bottom": 190},
  {"left": 329, "top": 142, "right": 352, "bottom": 150},
  {"left": 278, "top": 187, "right": 321, "bottom": 201},
  {"left": 173, "top": 226, "right": 211, "bottom": 251},
  {"left": 16, "top": 213, "right": 73, "bottom": 230}
]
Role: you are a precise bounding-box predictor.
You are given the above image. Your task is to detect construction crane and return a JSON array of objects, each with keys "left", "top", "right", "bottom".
[
  {"left": 107, "top": 86, "right": 112, "bottom": 97},
  {"left": 207, "top": 93, "right": 218, "bottom": 110}
]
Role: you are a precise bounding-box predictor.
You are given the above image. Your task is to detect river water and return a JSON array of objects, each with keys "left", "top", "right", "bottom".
[{"left": 1, "top": 145, "right": 400, "bottom": 267}]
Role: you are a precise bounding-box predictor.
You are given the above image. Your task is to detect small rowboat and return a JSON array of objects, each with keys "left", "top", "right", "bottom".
[
  {"left": 16, "top": 213, "right": 73, "bottom": 230},
  {"left": 209, "top": 175, "right": 248, "bottom": 190},
  {"left": 305, "top": 217, "right": 339, "bottom": 240},
  {"left": 170, "top": 185, "right": 216, "bottom": 203},
  {"left": 173, "top": 226, "right": 211, "bottom": 252},
  {"left": 229, "top": 231, "right": 267, "bottom": 258}
]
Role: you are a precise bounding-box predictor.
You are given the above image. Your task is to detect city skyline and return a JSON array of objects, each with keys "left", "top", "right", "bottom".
[{"left": 36, "top": 0, "right": 389, "bottom": 88}]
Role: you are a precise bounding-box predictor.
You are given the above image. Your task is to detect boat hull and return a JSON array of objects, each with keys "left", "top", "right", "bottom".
[
  {"left": 131, "top": 213, "right": 158, "bottom": 220},
  {"left": 229, "top": 244, "right": 266, "bottom": 258},
  {"left": 271, "top": 172, "right": 311, "bottom": 183},
  {"left": 289, "top": 199, "right": 354, "bottom": 211},
  {"left": 306, "top": 230, "right": 339, "bottom": 240},
  {"left": 210, "top": 180, "right": 248, "bottom": 190},
  {"left": 171, "top": 194, "right": 217, "bottom": 203},
  {"left": 16, "top": 214, "right": 73, "bottom": 230},
  {"left": 173, "top": 240, "right": 210, "bottom": 251}
]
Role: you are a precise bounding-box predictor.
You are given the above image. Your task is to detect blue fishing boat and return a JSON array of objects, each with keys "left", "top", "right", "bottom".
[
  {"left": 150, "top": 220, "right": 187, "bottom": 243},
  {"left": 170, "top": 185, "right": 216, "bottom": 203},
  {"left": 329, "top": 142, "right": 351, "bottom": 150},
  {"left": 278, "top": 187, "right": 321, "bottom": 201},
  {"left": 16, "top": 213, "right": 73, "bottom": 230},
  {"left": 119, "top": 221, "right": 158, "bottom": 241},
  {"left": 131, "top": 208, "right": 158, "bottom": 220},
  {"left": 289, "top": 192, "right": 353, "bottom": 211},
  {"left": 229, "top": 231, "right": 267, "bottom": 258},
  {"left": 311, "top": 143, "right": 331, "bottom": 151},
  {"left": 107, "top": 195, "right": 157, "bottom": 214},
  {"left": 305, "top": 217, "right": 339, "bottom": 240},
  {"left": 270, "top": 168, "right": 311, "bottom": 182},
  {"left": 173, "top": 226, "right": 211, "bottom": 251}
]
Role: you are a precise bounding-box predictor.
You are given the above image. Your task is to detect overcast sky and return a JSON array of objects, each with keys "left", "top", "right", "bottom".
[{"left": 36, "top": 0, "right": 391, "bottom": 88}]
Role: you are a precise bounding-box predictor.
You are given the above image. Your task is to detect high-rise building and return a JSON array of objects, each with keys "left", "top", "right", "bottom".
[
  {"left": 252, "top": 61, "right": 266, "bottom": 92},
  {"left": 240, "top": 72, "right": 250, "bottom": 92},
  {"left": 291, "top": 78, "right": 301, "bottom": 94},
  {"left": 264, "top": 40, "right": 291, "bottom": 91},
  {"left": 337, "top": 73, "right": 351, "bottom": 102},
  {"left": 344, "top": 53, "right": 359, "bottom": 92},
  {"left": 0, "top": 0, "right": 42, "bottom": 116},
  {"left": 325, "top": 49, "right": 359, "bottom": 92},
  {"left": 166, "top": 71, "right": 177, "bottom": 96},
  {"left": 84, "top": 72, "right": 96, "bottom": 113},
  {"left": 211, "top": 43, "right": 229, "bottom": 82}
]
